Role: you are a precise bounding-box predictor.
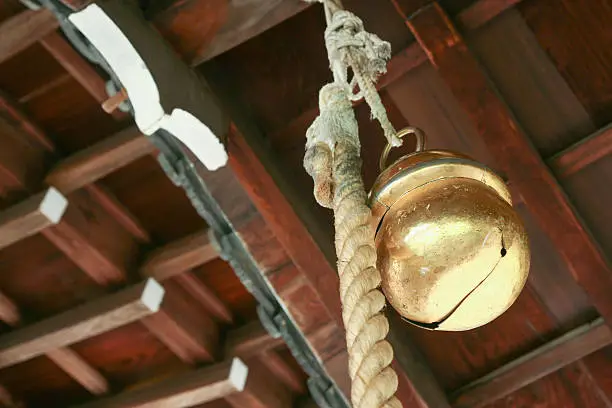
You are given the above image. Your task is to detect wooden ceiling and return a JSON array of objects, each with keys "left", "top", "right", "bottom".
[{"left": 1, "top": 0, "right": 612, "bottom": 407}]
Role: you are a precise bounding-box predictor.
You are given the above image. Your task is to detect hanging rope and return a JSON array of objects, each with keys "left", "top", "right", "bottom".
[{"left": 303, "top": 1, "right": 402, "bottom": 407}]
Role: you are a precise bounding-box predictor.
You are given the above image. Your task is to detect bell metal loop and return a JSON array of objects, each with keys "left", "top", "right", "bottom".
[{"left": 379, "top": 127, "right": 427, "bottom": 172}]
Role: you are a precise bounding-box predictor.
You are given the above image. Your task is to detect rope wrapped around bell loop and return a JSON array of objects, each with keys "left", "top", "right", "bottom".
[{"left": 303, "top": 1, "right": 403, "bottom": 407}]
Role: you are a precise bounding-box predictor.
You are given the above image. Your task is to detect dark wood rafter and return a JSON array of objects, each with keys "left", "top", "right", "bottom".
[
  {"left": 0, "top": 8, "right": 58, "bottom": 64},
  {"left": 140, "top": 231, "right": 219, "bottom": 281},
  {"left": 390, "top": 0, "right": 612, "bottom": 327},
  {"left": 45, "top": 126, "right": 155, "bottom": 194},
  {"left": 0, "top": 284, "right": 110, "bottom": 396},
  {"left": 39, "top": 32, "right": 125, "bottom": 120},
  {"left": 2, "top": 0, "right": 612, "bottom": 406},
  {"left": 548, "top": 124, "right": 612, "bottom": 178},
  {"left": 0, "top": 278, "right": 164, "bottom": 370},
  {"left": 0, "top": 187, "right": 67, "bottom": 250},
  {"left": 279, "top": 0, "right": 522, "bottom": 144},
  {"left": 452, "top": 318, "right": 611, "bottom": 407},
  {"left": 75, "top": 358, "right": 249, "bottom": 408},
  {"left": 0, "top": 91, "right": 227, "bottom": 369}
]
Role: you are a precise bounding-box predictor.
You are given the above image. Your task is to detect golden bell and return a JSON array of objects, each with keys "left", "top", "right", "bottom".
[{"left": 368, "top": 128, "right": 530, "bottom": 331}]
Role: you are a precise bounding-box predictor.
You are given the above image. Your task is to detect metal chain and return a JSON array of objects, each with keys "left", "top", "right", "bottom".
[{"left": 26, "top": 1, "right": 350, "bottom": 406}]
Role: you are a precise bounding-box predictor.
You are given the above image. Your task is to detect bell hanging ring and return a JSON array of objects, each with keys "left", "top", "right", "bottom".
[{"left": 368, "top": 127, "right": 530, "bottom": 331}]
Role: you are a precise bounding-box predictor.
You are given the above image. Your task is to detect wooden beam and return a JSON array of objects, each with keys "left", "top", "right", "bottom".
[
  {"left": 226, "top": 126, "right": 342, "bottom": 326},
  {"left": 0, "top": 109, "right": 53, "bottom": 202},
  {"left": 225, "top": 321, "right": 284, "bottom": 360},
  {"left": 47, "top": 347, "right": 110, "bottom": 395},
  {"left": 140, "top": 231, "right": 218, "bottom": 281},
  {"left": 41, "top": 189, "right": 138, "bottom": 287},
  {"left": 0, "top": 8, "right": 58, "bottom": 64},
  {"left": 0, "top": 187, "right": 68, "bottom": 250},
  {"left": 259, "top": 350, "right": 306, "bottom": 394},
  {"left": 225, "top": 360, "right": 293, "bottom": 408},
  {"left": 189, "top": 0, "right": 309, "bottom": 66},
  {"left": 0, "top": 283, "right": 109, "bottom": 396},
  {"left": 0, "top": 278, "right": 164, "bottom": 369},
  {"left": 452, "top": 318, "right": 612, "bottom": 407},
  {"left": 392, "top": 0, "right": 612, "bottom": 325},
  {"left": 45, "top": 127, "right": 154, "bottom": 194},
  {"left": 39, "top": 32, "right": 124, "bottom": 119},
  {"left": 141, "top": 282, "right": 220, "bottom": 364},
  {"left": 548, "top": 124, "right": 612, "bottom": 178},
  {"left": 0, "top": 293, "right": 21, "bottom": 327},
  {"left": 75, "top": 358, "right": 249, "bottom": 408},
  {"left": 275, "top": 0, "right": 521, "bottom": 159},
  {"left": 174, "top": 272, "right": 233, "bottom": 325}
]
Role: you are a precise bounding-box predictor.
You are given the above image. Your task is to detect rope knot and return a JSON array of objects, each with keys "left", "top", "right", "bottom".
[{"left": 324, "top": 10, "right": 391, "bottom": 83}]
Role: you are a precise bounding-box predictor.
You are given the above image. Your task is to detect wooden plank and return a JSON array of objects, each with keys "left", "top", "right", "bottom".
[
  {"left": 458, "top": 0, "right": 521, "bottom": 30},
  {"left": 226, "top": 126, "right": 341, "bottom": 325},
  {"left": 452, "top": 318, "right": 612, "bottom": 408},
  {"left": 225, "top": 360, "right": 293, "bottom": 408},
  {"left": 174, "top": 272, "right": 233, "bottom": 325},
  {"left": 85, "top": 184, "right": 151, "bottom": 243},
  {"left": 0, "top": 187, "right": 67, "bottom": 250},
  {"left": 0, "top": 278, "right": 164, "bottom": 369},
  {"left": 45, "top": 127, "right": 154, "bottom": 194},
  {"left": 75, "top": 358, "right": 248, "bottom": 408},
  {"left": 46, "top": 347, "right": 110, "bottom": 395},
  {"left": 141, "top": 281, "right": 219, "bottom": 364},
  {"left": 0, "top": 280, "right": 110, "bottom": 396},
  {"left": 42, "top": 189, "right": 139, "bottom": 287},
  {"left": 276, "top": 0, "right": 521, "bottom": 147},
  {"left": 189, "top": 0, "right": 309, "bottom": 65},
  {"left": 548, "top": 124, "right": 612, "bottom": 178},
  {"left": 0, "top": 292, "right": 21, "bottom": 327},
  {"left": 393, "top": 0, "right": 612, "bottom": 326},
  {"left": 38, "top": 32, "right": 126, "bottom": 120},
  {"left": 0, "top": 109, "right": 53, "bottom": 204},
  {"left": 225, "top": 321, "right": 284, "bottom": 360},
  {"left": 466, "top": 7, "right": 596, "bottom": 160},
  {"left": 140, "top": 231, "right": 218, "bottom": 281},
  {"left": 519, "top": 0, "right": 612, "bottom": 129},
  {"left": 259, "top": 350, "right": 306, "bottom": 394},
  {"left": 0, "top": 8, "right": 58, "bottom": 64}
]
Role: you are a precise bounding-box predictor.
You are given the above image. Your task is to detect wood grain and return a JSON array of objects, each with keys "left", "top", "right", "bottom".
[
  {"left": 259, "top": 350, "right": 306, "bottom": 394},
  {"left": 174, "top": 272, "right": 233, "bottom": 325},
  {"left": 0, "top": 8, "right": 58, "bottom": 64},
  {"left": 452, "top": 318, "right": 611, "bottom": 407},
  {"left": 397, "top": 0, "right": 612, "bottom": 328},
  {"left": 39, "top": 32, "right": 125, "bottom": 120},
  {"left": 141, "top": 281, "right": 219, "bottom": 364},
  {"left": 75, "top": 358, "right": 248, "bottom": 408},
  {"left": 225, "top": 359, "right": 293, "bottom": 408},
  {"left": 0, "top": 187, "right": 67, "bottom": 250},
  {"left": 190, "top": 0, "right": 309, "bottom": 65},
  {"left": 0, "top": 107, "right": 53, "bottom": 206},
  {"left": 548, "top": 125, "right": 612, "bottom": 179},
  {"left": 42, "top": 188, "right": 140, "bottom": 287},
  {"left": 46, "top": 127, "right": 154, "bottom": 194},
  {"left": 140, "top": 230, "right": 218, "bottom": 281},
  {"left": 519, "top": 0, "right": 612, "bottom": 130},
  {"left": 0, "top": 279, "right": 163, "bottom": 370},
  {"left": 225, "top": 321, "right": 284, "bottom": 360},
  {"left": 46, "top": 347, "right": 109, "bottom": 395}
]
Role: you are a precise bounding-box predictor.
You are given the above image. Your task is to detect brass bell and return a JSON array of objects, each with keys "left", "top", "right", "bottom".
[{"left": 368, "top": 128, "right": 530, "bottom": 331}]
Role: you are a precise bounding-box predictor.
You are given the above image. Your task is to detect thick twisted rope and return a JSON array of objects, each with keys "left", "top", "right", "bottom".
[{"left": 303, "top": 1, "right": 403, "bottom": 407}]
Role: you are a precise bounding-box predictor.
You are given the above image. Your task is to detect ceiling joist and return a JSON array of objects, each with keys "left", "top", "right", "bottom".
[
  {"left": 75, "top": 358, "right": 249, "bottom": 408},
  {"left": 391, "top": 0, "right": 612, "bottom": 326},
  {"left": 0, "top": 278, "right": 164, "bottom": 370}
]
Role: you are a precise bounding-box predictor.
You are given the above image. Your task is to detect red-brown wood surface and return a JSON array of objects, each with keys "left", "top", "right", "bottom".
[
  {"left": 1, "top": 0, "right": 612, "bottom": 405},
  {"left": 0, "top": 3, "right": 311, "bottom": 405}
]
